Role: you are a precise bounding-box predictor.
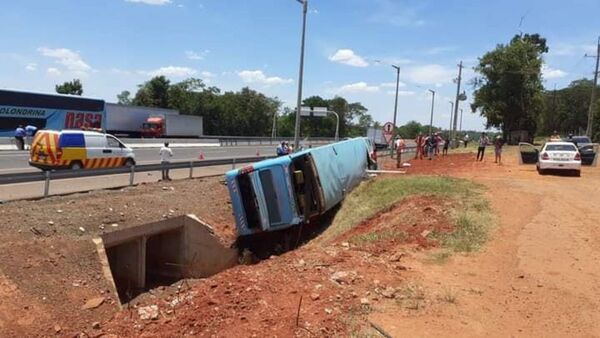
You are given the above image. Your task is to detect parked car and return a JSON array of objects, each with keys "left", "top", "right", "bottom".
[
  {"left": 29, "top": 130, "right": 135, "bottom": 170},
  {"left": 536, "top": 142, "right": 581, "bottom": 176},
  {"left": 564, "top": 135, "right": 595, "bottom": 165}
]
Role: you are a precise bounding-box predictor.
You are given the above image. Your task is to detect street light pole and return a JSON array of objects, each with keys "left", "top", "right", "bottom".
[
  {"left": 328, "top": 111, "right": 339, "bottom": 141},
  {"left": 448, "top": 101, "right": 454, "bottom": 134},
  {"left": 392, "top": 65, "right": 401, "bottom": 132},
  {"left": 459, "top": 108, "right": 464, "bottom": 132},
  {"left": 428, "top": 89, "right": 435, "bottom": 135},
  {"left": 293, "top": 0, "right": 308, "bottom": 150}
]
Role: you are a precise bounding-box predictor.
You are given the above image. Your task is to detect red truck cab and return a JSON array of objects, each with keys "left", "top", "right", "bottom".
[{"left": 141, "top": 116, "right": 164, "bottom": 138}]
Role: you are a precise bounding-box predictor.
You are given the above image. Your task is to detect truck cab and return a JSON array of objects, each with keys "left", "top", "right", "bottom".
[{"left": 141, "top": 116, "right": 164, "bottom": 138}]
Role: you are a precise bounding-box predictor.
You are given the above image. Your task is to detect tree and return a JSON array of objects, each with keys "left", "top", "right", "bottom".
[
  {"left": 133, "top": 76, "right": 171, "bottom": 108},
  {"left": 472, "top": 33, "right": 548, "bottom": 139},
  {"left": 55, "top": 79, "right": 83, "bottom": 96},
  {"left": 116, "top": 90, "right": 132, "bottom": 105}
]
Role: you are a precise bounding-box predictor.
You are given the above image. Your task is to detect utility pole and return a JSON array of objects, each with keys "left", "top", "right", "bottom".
[
  {"left": 271, "top": 110, "right": 277, "bottom": 139},
  {"left": 585, "top": 37, "right": 600, "bottom": 138},
  {"left": 459, "top": 108, "right": 463, "bottom": 132},
  {"left": 392, "top": 65, "right": 401, "bottom": 133},
  {"left": 452, "top": 61, "right": 464, "bottom": 145},
  {"left": 448, "top": 101, "right": 454, "bottom": 134},
  {"left": 293, "top": 0, "right": 308, "bottom": 150},
  {"left": 428, "top": 89, "right": 436, "bottom": 135}
]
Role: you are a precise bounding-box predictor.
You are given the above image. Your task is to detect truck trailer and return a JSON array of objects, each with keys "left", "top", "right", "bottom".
[
  {"left": 105, "top": 103, "right": 179, "bottom": 137},
  {"left": 141, "top": 114, "right": 203, "bottom": 138}
]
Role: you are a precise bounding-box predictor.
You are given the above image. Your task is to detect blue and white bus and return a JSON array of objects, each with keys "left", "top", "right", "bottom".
[
  {"left": 0, "top": 89, "right": 105, "bottom": 137},
  {"left": 226, "top": 138, "right": 376, "bottom": 237}
]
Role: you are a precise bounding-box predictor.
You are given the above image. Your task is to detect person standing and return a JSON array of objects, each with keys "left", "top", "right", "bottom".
[
  {"left": 463, "top": 134, "right": 470, "bottom": 148},
  {"left": 476, "top": 132, "right": 489, "bottom": 161},
  {"left": 159, "top": 142, "right": 173, "bottom": 181},
  {"left": 14, "top": 125, "right": 25, "bottom": 150},
  {"left": 442, "top": 134, "right": 450, "bottom": 155},
  {"left": 25, "top": 124, "right": 37, "bottom": 150},
  {"left": 426, "top": 134, "right": 437, "bottom": 160},
  {"left": 494, "top": 135, "right": 504, "bottom": 164},
  {"left": 276, "top": 141, "right": 289, "bottom": 156},
  {"left": 415, "top": 133, "right": 425, "bottom": 160},
  {"left": 395, "top": 136, "right": 406, "bottom": 168}
]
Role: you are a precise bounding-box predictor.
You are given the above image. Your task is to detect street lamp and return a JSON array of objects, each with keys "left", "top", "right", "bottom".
[
  {"left": 428, "top": 89, "right": 435, "bottom": 135},
  {"left": 448, "top": 101, "right": 454, "bottom": 134},
  {"left": 293, "top": 0, "right": 308, "bottom": 150},
  {"left": 391, "top": 65, "right": 401, "bottom": 132}
]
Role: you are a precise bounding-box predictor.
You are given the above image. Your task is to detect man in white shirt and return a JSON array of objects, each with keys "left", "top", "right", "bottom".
[{"left": 159, "top": 142, "right": 173, "bottom": 181}]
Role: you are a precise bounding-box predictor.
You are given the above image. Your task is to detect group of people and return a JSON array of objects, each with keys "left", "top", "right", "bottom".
[
  {"left": 14, "top": 124, "right": 38, "bottom": 151},
  {"left": 475, "top": 132, "right": 504, "bottom": 164},
  {"left": 276, "top": 141, "right": 299, "bottom": 156},
  {"left": 414, "top": 132, "right": 451, "bottom": 161}
]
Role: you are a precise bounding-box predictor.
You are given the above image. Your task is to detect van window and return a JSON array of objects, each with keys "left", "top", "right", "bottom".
[
  {"left": 59, "top": 133, "right": 85, "bottom": 148},
  {"left": 259, "top": 169, "right": 281, "bottom": 225},
  {"left": 106, "top": 136, "right": 121, "bottom": 148},
  {"left": 85, "top": 135, "right": 105, "bottom": 148}
]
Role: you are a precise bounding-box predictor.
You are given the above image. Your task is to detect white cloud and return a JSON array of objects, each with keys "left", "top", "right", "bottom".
[
  {"left": 329, "top": 49, "right": 369, "bottom": 67},
  {"left": 124, "top": 0, "right": 171, "bottom": 5},
  {"left": 140, "top": 66, "right": 197, "bottom": 77},
  {"left": 336, "top": 82, "right": 379, "bottom": 94},
  {"left": 201, "top": 71, "right": 215, "bottom": 78},
  {"left": 185, "top": 50, "right": 209, "bottom": 60},
  {"left": 369, "top": 0, "right": 425, "bottom": 27},
  {"left": 25, "top": 63, "right": 37, "bottom": 71},
  {"left": 238, "top": 70, "right": 293, "bottom": 85},
  {"left": 380, "top": 81, "right": 406, "bottom": 88},
  {"left": 425, "top": 46, "right": 457, "bottom": 55},
  {"left": 542, "top": 65, "right": 567, "bottom": 80},
  {"left": 386, "top": 90, "right": 415, "bottom": 96},
  {"left": 46, "top": 67, "right": 61, "bottom": 76},
  {"left": 38, "top": 47, "right": 91, "bottom": 75},
  {"left": 405, "top": 64, "right": 455, "bottom": 86}
]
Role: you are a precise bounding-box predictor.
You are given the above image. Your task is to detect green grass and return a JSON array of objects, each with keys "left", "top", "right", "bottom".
[
  {"left": 317, "top": 176, "right": 493, "bottom": 261},
  {"left": 351, "top": 229, "right": 407, "bottom": 245}
]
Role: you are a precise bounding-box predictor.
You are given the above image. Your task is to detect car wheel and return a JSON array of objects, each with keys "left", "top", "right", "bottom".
[
  {"left": 70, "top": 161, "right": 82, "bottom": 170},
  {"left": 124, "top": 158, "right": 135, "bottom": 167},
  {"left": 575, "top": 170, "right": 581, "bottom": 177},
  {"left": 538, "top": 168, "right": 546, "bottom": 175}
]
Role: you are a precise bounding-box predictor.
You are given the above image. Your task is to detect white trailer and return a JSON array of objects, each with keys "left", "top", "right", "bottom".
[
  {"left": 105, "top": 103, "right": 178, "bottom": 137},
  {"left": 367, "top": 127, "right": 388, "bottom": 149},
  {"left": 164, "top": 114, "right": 203, "bottom": 137}
]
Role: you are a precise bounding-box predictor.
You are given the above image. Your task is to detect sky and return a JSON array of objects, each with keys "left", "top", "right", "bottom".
[{"left": 0, "top": 0, "right": 598, "bottom": 132}]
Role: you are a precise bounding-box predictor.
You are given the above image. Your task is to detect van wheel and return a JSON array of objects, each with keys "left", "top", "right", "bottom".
[
  {"left": 70, "top": 162, "right": 83, "bottom": 170},
  {"left": 124, "top": 158, "right": 135, "bottom": 167}
]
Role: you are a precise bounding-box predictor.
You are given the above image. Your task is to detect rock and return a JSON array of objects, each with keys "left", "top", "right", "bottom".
[
  {"left": 81, "top": 297, "right": 105, "bottom": 310},
  {"left": 420, "top": 230, "right": 431, "bottom": 238},
  {"left": 47, "top": 221, "right": 55, "bottom": 226},
  {"left": 162, "top": 187, "right": 169, "bottom": 191},
  {"left": 381, "top": 287, "right": 396, "bottom": 299},
  {"left": 170, "top": 187, "right": 175, "bottom": 191},
  {"left": 78, "top": 227, "right": 86, "bottom": 233},
  {"left": 389, "top": 251, "right": 406, "bottom": 262},
  {"left": 360, "top": 298, "right": 370, "bottom": 305},
  {"left": 324, "top": 308, "right": 333, "bottom": 315},
  {"left": 310, "top": 293, "right": 320, "bottom": 301},
  {"left": 138, "top": 305, "right": 159, "bottom": 320},
  {"left": 54, "top": 325, "right": 61, "bottom": 333},
  {"left": 168, "top": 209, "right": 175, "bottom": 214},
  {"left": 98, "top": 224, "right": 105, "bottom": 230},
  {"left": 56, "top": 209, "right": 63, "bottom": 213},
  {"left": 341, "top": 242, "right": 350, "bottom": 248},
  {"left": 315, "top": 284, "right": 323, "bottom": 290},
  {"left": 297, "top": 259, "right": 306, "bottom": 267},
  {"left": 111, "top": 223, "right": 119, "bottom": 227},
  {"left": 92, "top": 322, "right": 101, "bottom": 329},
  {"left": 108, "top": 207, "right": 113, "bottom": 212},
  {"left": 330, "top": 271, "right": 356, "bottom": 284}
]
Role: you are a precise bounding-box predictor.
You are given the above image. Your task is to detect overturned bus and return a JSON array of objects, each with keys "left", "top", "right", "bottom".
[{"left": 226, "top": 137, "right": 376, "bottom": 237}]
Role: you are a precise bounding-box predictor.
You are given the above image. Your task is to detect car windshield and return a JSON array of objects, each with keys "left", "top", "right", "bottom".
[{"left": 545, "top": 144, "right": 577, "bottom": 151}]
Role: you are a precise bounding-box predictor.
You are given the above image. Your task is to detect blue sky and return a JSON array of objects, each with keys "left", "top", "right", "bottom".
[{"left": 0, "top": 0, "right": 598, "bottom": 131}]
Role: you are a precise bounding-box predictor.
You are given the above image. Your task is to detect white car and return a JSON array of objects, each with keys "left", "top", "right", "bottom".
[{"left": 536, "top": 142, "right": 581, "bottom": 176}]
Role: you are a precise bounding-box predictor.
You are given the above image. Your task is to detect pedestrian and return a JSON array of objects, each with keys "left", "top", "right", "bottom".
[
  {"left": 159, "top": 142, "right": 173, "bottom": 181},
  {"left": 395, "top": 136, "right": 405, "bottom": 168},
  {"left": 463, "top": 134, "right": 470, "bottom": 148},
  {"left": 426, "top": 134, "right": 437, "bottom": 160},
  {"left": 476, "top": 132, "right": 489, "bottom": 161},
  {"left": 25, "top": 124, "right": 38, "bottom": 150},
  {"left": 442, "top": 134, "right": 450, "bottom": 155},
  {"left": 276, "top": 141, "right": 289, "bottom": 156},
  {"left": 494, "top": 135, "right": 504, "bottom": 164},
  {"left": 433, "top": 132, "right": 441, "bottom": 155},
  {"left": 415, "top": 133, "right": 425, "bottom": 160},
  {"left": 14, "top": 125, "right": 25, "bottom": 150}
]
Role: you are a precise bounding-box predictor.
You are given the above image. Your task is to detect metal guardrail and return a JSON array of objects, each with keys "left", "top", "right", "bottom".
[
  {"left": 0, "top": 156, "right": 273, "bottom": 197},
  {"left": 217, "top": 137, "right": 336, "bottom": 147}
]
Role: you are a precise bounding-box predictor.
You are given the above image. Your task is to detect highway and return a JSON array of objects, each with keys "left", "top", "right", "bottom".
[{"left": 0, "top": 145, "right": 282, "bottom": 174}]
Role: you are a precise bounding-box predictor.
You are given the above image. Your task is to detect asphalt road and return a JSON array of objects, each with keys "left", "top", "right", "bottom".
[{"left": 0, "top": 145, "right": 282, "bottom": 174}]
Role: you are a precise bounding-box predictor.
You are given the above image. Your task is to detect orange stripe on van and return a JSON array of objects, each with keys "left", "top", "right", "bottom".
[
  {"left": 100, "top": 158, "right": 108, "bottom": 168},
  {"left": 109, "top": 158, "right": 118, "bottom": 167}
]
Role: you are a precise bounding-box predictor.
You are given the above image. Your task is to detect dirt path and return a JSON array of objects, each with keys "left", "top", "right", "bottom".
[{"left": 372, "top": 147, "right": 600, "bottom": 337}]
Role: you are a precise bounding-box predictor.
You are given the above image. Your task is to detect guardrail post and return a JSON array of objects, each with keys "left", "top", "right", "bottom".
[
  {"left": 232, "top": 158, "right": 236, "bottom": 169},
  {"left": 189, "top": 161, "right": 193, "bottom": 179},
  {"left": 129, "top": 165, "right": 135, "bottom": 186},
  {"left": 43, "top": 171, "right": 50, "bottom": 197}
]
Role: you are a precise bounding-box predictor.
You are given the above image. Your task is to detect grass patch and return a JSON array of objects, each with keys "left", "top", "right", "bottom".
[
  {"left": 431, "top": 199, "right": 491, "bottom": 253},
  {"left": 427, "top": 250, "right": 452, "bottom": 264},
  {"left": 439, "top": 287, "right": 458, "bottom": 304},
  {"left": 396, "top": 283, "right": 427, "bottom": 310}
]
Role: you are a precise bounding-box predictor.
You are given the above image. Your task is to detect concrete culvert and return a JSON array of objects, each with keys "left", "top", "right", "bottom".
[{"left": 95, "top": 215, "right": 238, "bottom": 304}]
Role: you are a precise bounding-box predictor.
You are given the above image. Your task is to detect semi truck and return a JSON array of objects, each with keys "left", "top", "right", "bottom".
[
  {"left": 105, "top": 103, "right": 179, "bottom": 137},
  {"left": 141, "top": 114, "right": 203, "bottom": 138}
]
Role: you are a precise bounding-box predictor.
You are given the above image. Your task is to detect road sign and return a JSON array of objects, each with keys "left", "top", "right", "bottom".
[
  {"left": 300, "top": 106, "right": 328, "bottom": 117},
  {"left": 383, "top": 122, "right": 394, "bottom": 144}
]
